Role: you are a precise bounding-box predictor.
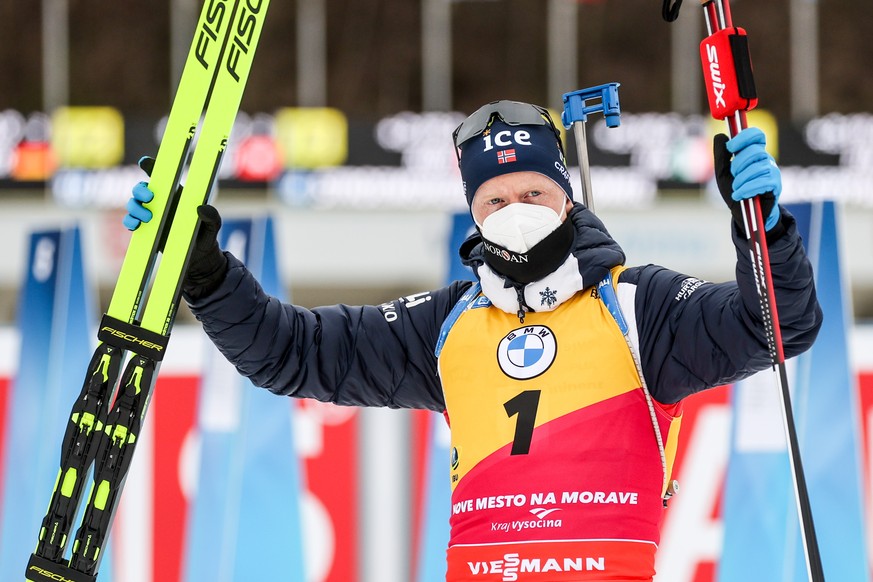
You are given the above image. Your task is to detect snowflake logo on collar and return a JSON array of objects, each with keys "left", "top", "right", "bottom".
[{"left": 540, "top": 287, "right": 558, "bottom": 308}]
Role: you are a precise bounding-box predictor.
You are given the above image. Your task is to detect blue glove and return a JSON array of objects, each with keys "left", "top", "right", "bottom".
[
  {"left": 123, "top": 156, "right": 156, "bottom": 231},
  {"left": 714, "top": 127, "right": 782, "bottom": 231},
  {"left": 124, "top": 155, "right": 227, "bottom": 298}
]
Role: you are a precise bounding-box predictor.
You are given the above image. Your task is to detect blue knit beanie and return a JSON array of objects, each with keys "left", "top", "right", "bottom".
[{"left": 458, "top": 119, "right": 573, "bottom": 206}]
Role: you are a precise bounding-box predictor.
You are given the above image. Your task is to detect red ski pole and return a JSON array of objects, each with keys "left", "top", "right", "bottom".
[{"left": 697, "top": 1, "right": 825, "bottom": 580}]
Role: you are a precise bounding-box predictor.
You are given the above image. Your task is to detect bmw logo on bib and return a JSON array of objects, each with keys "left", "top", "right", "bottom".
[{"left": 497, "top": 325, "right": 557, "bottom": 380}]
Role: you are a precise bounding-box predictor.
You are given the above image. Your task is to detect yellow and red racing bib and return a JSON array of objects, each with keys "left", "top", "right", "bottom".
[{"left": 438, "top": 269, "right": 681, "bottom": 581}]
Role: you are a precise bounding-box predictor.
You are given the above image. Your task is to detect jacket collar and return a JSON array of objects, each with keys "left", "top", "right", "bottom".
[{"left": 459, "top": 203, "right": 626, "bottom": 316}]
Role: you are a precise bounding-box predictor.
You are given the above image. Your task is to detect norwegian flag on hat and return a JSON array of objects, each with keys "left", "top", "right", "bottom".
[{"left": 496, "top": 149, "right": 517, "bottom": 164}]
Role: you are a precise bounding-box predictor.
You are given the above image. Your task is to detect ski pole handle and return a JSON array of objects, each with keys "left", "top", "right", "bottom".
[
  {"left": 700, "top": 25, "right": 757, "bottom": 121},
  {"left": 561, "top": 83, "right": 622, "bottom": 214}
]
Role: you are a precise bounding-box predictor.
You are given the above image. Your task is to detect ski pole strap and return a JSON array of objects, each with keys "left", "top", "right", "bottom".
[
  {"left": 97, "top": 314, "right": 169, "bottom": 361},
  {"left": 26, "top": 554, "right": 96, "bottom": 582},
  {"left": 662, "top": 0, "right": 684, "bottom": 21}
]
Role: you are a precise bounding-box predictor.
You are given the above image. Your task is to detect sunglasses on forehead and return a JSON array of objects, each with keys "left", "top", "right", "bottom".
[{"left": 452, "top": 100, "right": 565, "bottom": 162}]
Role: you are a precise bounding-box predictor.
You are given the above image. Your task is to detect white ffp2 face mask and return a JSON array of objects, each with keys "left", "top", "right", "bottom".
[{"left": 478, "top": 202, "right": 566, "bottom": 254}]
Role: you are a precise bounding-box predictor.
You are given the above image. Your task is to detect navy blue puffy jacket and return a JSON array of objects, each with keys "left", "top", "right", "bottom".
[{"left": 187, "top": 208, "right": 821, "bottom": 409}]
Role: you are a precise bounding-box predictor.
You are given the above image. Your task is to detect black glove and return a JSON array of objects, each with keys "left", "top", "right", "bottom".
[
  {"left": 136, "top": 156, "right": 228, "bottom": 299},
  {"left": 182, "top": 204, "right": 228, "bottom": 300},
  {"left": 713, "top": 133, "right": 785, "bottom": 243}
]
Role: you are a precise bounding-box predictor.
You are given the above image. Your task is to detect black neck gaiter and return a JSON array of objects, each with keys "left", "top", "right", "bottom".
[{"left": 480, "top": 216, "right": 575, "bottom": 285}]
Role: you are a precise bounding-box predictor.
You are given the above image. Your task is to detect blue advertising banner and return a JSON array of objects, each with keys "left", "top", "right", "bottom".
[
  {"left": 415, "top": 413, "right": 452, "bottom": 582},
  {"left": 719, "top": 201, "right": 868, "bottom": 580},
  {"left": 416, "top": 211, "right": 476, "bottom": 582},
  {"left": 183, "top": 217, "right": 306, "bottom": 582},
  {"left": 0, "top": 227, "right": 104, "bottom": 576},
  {"left": 445, "top": 211, "right": 476, "bottom": 284}
]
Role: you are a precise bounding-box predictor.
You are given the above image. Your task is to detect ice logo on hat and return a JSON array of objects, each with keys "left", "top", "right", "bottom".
[
  {"left": 481, "top": 127, "right": 532, "bottom": 152},
  {"left": 497, "top": 325, "right": 557, "bottom": 380}
]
